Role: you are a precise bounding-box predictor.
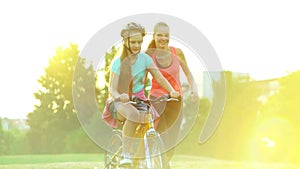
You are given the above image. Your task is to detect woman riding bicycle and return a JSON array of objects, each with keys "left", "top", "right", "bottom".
[
  {"left": 106, "top": 22, "right": 179, "bottom": 165},
  {"left": 146, "top": 22, "right": 199, "bottom": 162}
]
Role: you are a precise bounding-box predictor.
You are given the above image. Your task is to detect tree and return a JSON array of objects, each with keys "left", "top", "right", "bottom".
[
  {"left": 177, "top": 71, "right": 264, "bottom": 161},
  {"left": 0, "top": 132, "right": 13, "bottom": 155},
  {"left": 257, "top": 70, "right": 300, "bottom": 163},
  {"left": 0, "top": 118, "right": 5, "bottom": 154},
  {"left": 212, "top": 71, "right": 262, "bottom": 160},
  {"left": 95, "top": 46, "right": 118, "bottom": 111},
  {"left": 176, "top": 97, "right": 211, "bottom": 155},
  {"left": 27, "top": 44, "right": 95, "bottom": 153}
]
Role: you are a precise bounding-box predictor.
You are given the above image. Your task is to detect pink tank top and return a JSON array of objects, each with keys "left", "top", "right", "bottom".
[{"left": 150, "top": 47, "right": 183, "bottom": 97}]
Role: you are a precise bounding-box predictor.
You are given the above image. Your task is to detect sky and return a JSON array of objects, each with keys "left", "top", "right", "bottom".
[{"left": 0, "top": 0, "right": 299, "bottom": 119}]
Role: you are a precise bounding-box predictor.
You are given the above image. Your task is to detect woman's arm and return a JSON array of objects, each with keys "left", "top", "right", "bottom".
[
  {"left": 109, "top": 72, "right": 129, "bottom": 102},
  {"left": 176, "top": 48, "right": 199, "bottom": 97},
  {"left": 147, "top": 63, "right": 179, "bottom": 98}
]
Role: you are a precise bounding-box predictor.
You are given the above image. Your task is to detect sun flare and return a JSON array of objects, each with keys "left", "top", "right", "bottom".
[{"left": 247, "top": 117, "right": 298, "bottom": 163}]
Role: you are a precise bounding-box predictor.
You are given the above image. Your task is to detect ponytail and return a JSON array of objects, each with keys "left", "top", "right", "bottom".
[{"left": 146, "top": 39, "right": 156, "bottom": 55}]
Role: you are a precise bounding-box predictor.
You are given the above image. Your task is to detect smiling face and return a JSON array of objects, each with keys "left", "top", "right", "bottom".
[{"left": 154, "top": 25, "right": 170, "bottom": 49}]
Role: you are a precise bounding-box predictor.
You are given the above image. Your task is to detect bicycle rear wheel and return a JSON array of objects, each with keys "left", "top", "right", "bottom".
[
  {"left": 104, "top": 129, "right": 123, "bottom": 169},
  {"left": 144, "top": 129, "right": 170, "bottom": 169}
]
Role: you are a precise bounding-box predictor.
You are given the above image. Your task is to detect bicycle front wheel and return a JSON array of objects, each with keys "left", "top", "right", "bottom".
[
  {"left": 144, "top": 129, "right": 169, "bottom": 169},
  {"left": 104, "top": 129, "right": 123, "bottom": 169}
]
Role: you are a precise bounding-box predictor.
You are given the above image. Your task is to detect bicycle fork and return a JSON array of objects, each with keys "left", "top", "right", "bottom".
[{"left": 143, "top": 114, "right": 163, "bottom": 169}]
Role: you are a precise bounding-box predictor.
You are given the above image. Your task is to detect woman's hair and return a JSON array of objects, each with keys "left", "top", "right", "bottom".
[
  {"left": 118, "top": 22, "right": 146, "bottom": 94},
  {"left": 146, "top": 22, "right": 169, "bottom": 55}
]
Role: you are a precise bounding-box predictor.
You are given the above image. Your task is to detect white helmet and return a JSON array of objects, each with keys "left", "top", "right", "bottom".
[{"left": 120, "top": 22, "right": 146, "bottom": 39}]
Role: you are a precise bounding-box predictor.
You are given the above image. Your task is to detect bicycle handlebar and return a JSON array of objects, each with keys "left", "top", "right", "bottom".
[
  {"left": 113, "top": 94, "right": 179, "bottom": 107},
  {"left": 131, "top": 94, "right": 178, "bottom": 105},
  {"left": 152, "top": 95, "right": 179, "bottom": 103}
]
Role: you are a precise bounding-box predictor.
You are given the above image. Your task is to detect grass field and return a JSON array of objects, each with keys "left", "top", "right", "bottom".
[
  {"left": 0, "top": 154, "right": 102, "bottom": 169},
  {"left": 0, "top": 154, "right": 299, "bottom": 169}
]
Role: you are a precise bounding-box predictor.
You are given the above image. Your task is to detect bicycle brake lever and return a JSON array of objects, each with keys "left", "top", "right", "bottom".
[
  {"left": 158, "top": 97, "right": 178, "bottom": 102},
  {"left": 127, "top": 101, "right": 137, "bottom": 105},
  {"left": 163, "top": 94, "right": 179, "bottom": 101},
  {"left": 166, "top": 98, "right": 179, "bottom": 102}
]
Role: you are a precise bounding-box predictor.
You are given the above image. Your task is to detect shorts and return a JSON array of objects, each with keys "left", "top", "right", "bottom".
[
  {"left": 108, "top": 101, "right": 120, "bottom": 119},
  {"left": 108, "top": 98, "right": 148, "bottom": 120}
]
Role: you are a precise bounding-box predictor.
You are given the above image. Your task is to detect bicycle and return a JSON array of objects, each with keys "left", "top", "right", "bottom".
[{"left": 104, "top": 95, "right": 178, "bottom": 169}]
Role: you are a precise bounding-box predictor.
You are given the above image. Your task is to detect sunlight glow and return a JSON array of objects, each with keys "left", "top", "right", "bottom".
[
  {"left": 261, "top": 137, "right": 275, "bottom": 148},
  {"left": 248, "top": 117, "right": 298, "bottom": 163}
]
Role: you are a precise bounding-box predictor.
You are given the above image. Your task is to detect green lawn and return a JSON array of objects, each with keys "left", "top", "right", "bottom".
[
  {"left": 0, "top": 154, "right": 102, "bottom": 165},
  {"left": 0, "top": 154, "right": 299, "bottom": 169}
]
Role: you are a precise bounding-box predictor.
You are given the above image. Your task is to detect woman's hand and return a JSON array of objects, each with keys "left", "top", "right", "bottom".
[
  {"left": 119, "top": 93, "right": 130, "bottom": 103},
  {"left": 170, "top": 90, "right": 180, "bottom": 98}
]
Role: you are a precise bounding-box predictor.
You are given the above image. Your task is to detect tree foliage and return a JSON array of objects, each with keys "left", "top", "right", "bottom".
[
  {"left": 0, "top": 118, "right": 6, "bottom": 154},
  {"left": 26, "top": 44, "right": 97, "bottom": 153},
  {"left": 260, "top": 70, "right": 300, "bottom": 121},
  {"left": 95, "top": 46, "right": 118, "bottom": 111},
  {"left": 177, "top": 71, "right": 263, "bottom": 161},
  {"left": 257, "top": 70, "right": 300, "bottom": 163},
  {"left": 209, "top": 71, "right": 263, "bottom": 160}
]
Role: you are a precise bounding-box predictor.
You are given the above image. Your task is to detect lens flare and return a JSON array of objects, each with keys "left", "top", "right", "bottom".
[{"left": 247, "top": 117, "right": 297, "bottom": 163}]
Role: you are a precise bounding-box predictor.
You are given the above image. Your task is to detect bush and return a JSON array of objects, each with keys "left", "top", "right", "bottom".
[{"left": 64, "top": 127, "right": 103, "bottom": 153}]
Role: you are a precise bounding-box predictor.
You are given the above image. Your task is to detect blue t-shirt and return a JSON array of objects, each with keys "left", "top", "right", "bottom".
[{"left": 111, "top": 52, "right": 153, "bottom": 93}]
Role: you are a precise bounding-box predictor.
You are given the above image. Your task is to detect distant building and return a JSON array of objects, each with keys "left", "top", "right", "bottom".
[{"left": 1, "top": 118, "right": 29, "bottom": 131}]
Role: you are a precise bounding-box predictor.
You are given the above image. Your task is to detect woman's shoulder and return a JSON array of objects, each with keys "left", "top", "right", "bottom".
[
  {"left": 138, "top": 52, "right": 152, "bottom": 61},
  {"left": 137, "top": 52, "right": 153, "bottom": 66},
  {"left": 112, "top": 56, "right": 120, "bottom": 61},
  {"left": 169, "top": 46, "right": 183, "bottom": 55},
  {"left": 111, "top": 56, "right": 121, "bottom": 67},
  {"left": 170, "top": 46, "right": 185, "bottom": 61}
]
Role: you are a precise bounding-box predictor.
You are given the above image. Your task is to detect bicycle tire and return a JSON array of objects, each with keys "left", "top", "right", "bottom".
[
  {"left": 144, "top": 129, "right": 170, "bottom": 169},
  {"left": 104, "top": 129, "right": 123, "bottom": 169}
]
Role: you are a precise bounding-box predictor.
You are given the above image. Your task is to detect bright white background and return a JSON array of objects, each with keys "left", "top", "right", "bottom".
[{"left": 0, "top": 0, "right": 299, "bottom": 119}]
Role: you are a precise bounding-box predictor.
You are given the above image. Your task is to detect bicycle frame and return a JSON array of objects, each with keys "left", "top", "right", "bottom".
[{"left": 104, "top": 95, "right": 178, "bottom": 169}]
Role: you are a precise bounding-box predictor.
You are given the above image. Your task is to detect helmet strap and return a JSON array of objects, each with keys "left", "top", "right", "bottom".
[{"left": 124, "top": 37, "right": 134, "bottom": 54}]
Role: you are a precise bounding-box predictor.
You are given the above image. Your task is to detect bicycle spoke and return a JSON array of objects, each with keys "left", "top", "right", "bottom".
[
  {"left": 144, "top": 132, "right": 169, "bottom": 169},
  {"left": 104, "top": 129, "right": 123, "bottom": 169}
]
